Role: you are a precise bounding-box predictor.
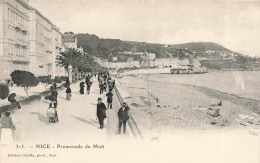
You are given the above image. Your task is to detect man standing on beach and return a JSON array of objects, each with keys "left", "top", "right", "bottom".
[
  {"left": 96, "top": 98, "right": 107, "bottom": 129},
  {"left": 117, "top": 102, "right": 130, "bottom": 134}
]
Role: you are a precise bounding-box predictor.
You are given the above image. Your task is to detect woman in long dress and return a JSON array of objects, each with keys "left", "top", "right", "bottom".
[
  {"left": 1, "top": 112, "right": 15, "bottom": 145},
  {"left": 66, "top": 86, "right": 72, "bottom": 100},
  {"left": 79, "top": 82, "right": 85, "bottom": 94}
]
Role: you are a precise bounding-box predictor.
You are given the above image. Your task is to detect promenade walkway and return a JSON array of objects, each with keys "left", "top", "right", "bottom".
[
  {"left": 1, "top": 77, "right": 131, "bottom": 144},
  {"left": 0, "top": 77, "right": 136, "bottom": 163}
]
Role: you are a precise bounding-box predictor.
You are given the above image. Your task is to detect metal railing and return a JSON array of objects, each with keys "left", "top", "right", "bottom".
[{"left": 113, "top": 85, "right": 143, "bottom": 139}]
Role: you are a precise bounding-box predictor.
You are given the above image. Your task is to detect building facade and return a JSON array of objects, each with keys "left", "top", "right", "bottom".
[
  {"left": 0, "top": 0, "right": 31, "bottom": 81},
  {"left": 0, "top": 0, "right": 65, "bottom": 81},
  {"left": 62, "top": 32, "right": 84, "bottom": 53},
  {"left": 29, "top": 8, "right": 53, "bottom": 76},
  {"left": 51, "top": 25, "right": 66, "bottom": 77}
]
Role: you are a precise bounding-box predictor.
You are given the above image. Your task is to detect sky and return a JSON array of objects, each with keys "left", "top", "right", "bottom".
[{"left": 29, "top": 0, "right": 260, "bottom": 57}]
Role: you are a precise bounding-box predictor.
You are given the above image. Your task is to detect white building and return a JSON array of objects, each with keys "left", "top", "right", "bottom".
[
  {"left": 62, "top": 32, "right": 84, "bottom": 54},
  {"left": 29, "top": 8, "right": 53, "bottom": 76},
  {"left": 51, "top": 25, "right": 66, "bottom": 77},
  {"left": 0, "top": 0, "right": 65, "bottom": 81},
  {"left": 0, "top": 0, "right": 31, "bottom": 81}
]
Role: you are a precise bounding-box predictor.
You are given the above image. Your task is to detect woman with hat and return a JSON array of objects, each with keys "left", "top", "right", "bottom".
[{"left": 96, "top": 98, "right": 107, "bottom": 129}]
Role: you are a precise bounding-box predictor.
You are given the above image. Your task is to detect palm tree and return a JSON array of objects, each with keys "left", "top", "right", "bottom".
[{"left": 56, "top": 48, "right": 82, "bottom": 81}]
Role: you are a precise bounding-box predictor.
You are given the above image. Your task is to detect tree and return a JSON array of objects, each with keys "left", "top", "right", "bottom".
[
  {"left": 37, "top": 76, "right": 53, "bottom": 89},
  {"left": 236, "top": 55, "right": 249, "bottom": 69},
  {"left": 77, "top": 55, "right": 103, "bottom": 73},
  {"left": 10, "top": 70, "right": 39, "bottom": 97},
  {"left": 0, "top": 84, "right": 9, "bottom": 100},
  {"left": 56, "top": 48, "right": 82, "bottom": 70},
  {"left": 56, "top": 48, "right": 83, "bottom": 81}
]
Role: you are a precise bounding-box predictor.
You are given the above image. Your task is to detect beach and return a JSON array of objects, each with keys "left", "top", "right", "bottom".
[{"left": 115, "top": 71, "right": 260, "bottom": 139}]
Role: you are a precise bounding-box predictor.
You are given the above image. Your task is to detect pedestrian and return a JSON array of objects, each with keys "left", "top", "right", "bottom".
[
  {"left": 65, "top": 79, "right": 70, "bottom": 88},
  {"left": 66, "top": 86, "right": 72, "bottom": 100},
  {"left": 96, "top": 98, "right": 107, "bottom": 129},
  {"left": 8, "top": 94, "right": 21, "bottom": 109},
  {"left": 50, "top": 82, "right": 57, "bottom": 92},
  {"left": 108, "top": 78, "right": 114, "bottom": 91},
  {"left": 51, "top": 90, "right": 58, "bottom": 107},
  {"left": 113, "top": 79, "right": 115, "bottom": 88},
  {"left": 103, "top": 80, "right": 107, "bottom": 92},
  {"left": 106, "top": 90, "right": 113, "bottom": 109},
  {"left": 117, "top": 102, "right": 130, "bottom": 134},
  {"left": 99, "top": 79, "right": 104, "bottom": 94},
  {"left": 79, "top": 82, "right": 85, "bottom": 94},
  {"left": 86, "top": 76, "right": 93, "bottom": 94},
  {"left": 0, "top": 112, "right": 15, "bottom": 145}
]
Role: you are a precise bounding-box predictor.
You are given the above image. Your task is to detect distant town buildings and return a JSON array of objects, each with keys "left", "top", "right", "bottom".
[
  {"left": 62, "top": 32, "right": 84, "bottom": 54},
  {"left": 118, "top": 51, "right": 156, "bottom": 61},
  {"left": 62, "top": 32, "right": 77, "bottom": 49}
]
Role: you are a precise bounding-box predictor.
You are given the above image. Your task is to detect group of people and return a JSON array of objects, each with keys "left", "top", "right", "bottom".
[
  {"left": 0, "top": 72, "right": 130, "bottom": 145},
  {"left": 47, "top": 83, "right": 59, "bottom": 123},
  {"left": 96, "top": 97, "right": 130, "bottom": 134},
  {"left": 79, "top": 74, "right": 94, "bottom": 95},
  {"left": 98, "top": 73, "right": 115, "bottom": 95}
]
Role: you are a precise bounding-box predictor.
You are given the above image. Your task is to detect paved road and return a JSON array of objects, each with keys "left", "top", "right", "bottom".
[
  {"left": 4, "top": 77, "right": 130, "bottom": 144},
  {"left": 0, "top": 77, "right": 134, "bottom": 163}
]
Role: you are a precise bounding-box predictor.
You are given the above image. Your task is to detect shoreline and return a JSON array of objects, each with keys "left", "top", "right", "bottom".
[
  {"left": 120, "top": 68, "right": 260, "bottom": 76},
  {"left": 140, "top": 76, "right": 260, "bottom": 114},
  {"left": 115, "top": 75, "right": 260, "bottom": 139}
]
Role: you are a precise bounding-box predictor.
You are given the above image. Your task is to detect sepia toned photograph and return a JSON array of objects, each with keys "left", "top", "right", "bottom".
[{"left": 0, "top": 0, "right": 260, "bottom": 162}]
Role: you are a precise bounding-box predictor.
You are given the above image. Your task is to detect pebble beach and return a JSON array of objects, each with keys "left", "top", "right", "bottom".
[{"left": 116, "top": 71, "right": 260, "bottom": 139}]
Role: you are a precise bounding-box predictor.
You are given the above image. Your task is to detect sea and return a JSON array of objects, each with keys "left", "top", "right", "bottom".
[{"left": 139, "top": 70, "right": 260, "bottom": 101}]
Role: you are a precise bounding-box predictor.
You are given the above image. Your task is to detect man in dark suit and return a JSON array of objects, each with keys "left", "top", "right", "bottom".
[
  {"left": 117, "top": 102, "right": 130, "bottom": 134},
  {"left": 106, "top": 90, "right": 113, "bottom": 109},
  {"left": 96, "top": 98, "right": 107, "bottom": 129}
]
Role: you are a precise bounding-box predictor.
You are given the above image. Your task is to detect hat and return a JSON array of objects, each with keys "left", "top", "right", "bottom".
[
  {"left": 98, "top": 98, "right": 102, "bottom": 100},
  {"left": 122, "top": 102, "right": 127, "bottom": 105}
]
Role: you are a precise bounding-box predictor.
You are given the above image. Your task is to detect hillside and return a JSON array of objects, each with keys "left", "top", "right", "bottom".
[
  {"left": 76, "top": 33, "right": 235, "bottom": 57},
  {"left": 172, "top": 42, "right": 232, "bottom": 53},
  {"left": 76, "top": 33, "right": 260, "bottom": 70}
]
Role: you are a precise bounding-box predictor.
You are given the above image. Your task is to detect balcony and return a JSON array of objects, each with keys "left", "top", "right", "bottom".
[
  {"left": 10, "top": 53, "right": 30, "bottom": 63},
  {"left": 46, "top": 50, "right": 53, "bottom": 53},
  {"left": 20, "top": 26, "right": 28, "bottom": 33},
  {"left": 21, "top": 42, "right": 29, "bottom": 48},
  {"left": 14, "top": 41, "right": 21, "bottom": 46},
  {"left": 14, "top": 25, "right": 21, "bottom": 31}
]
